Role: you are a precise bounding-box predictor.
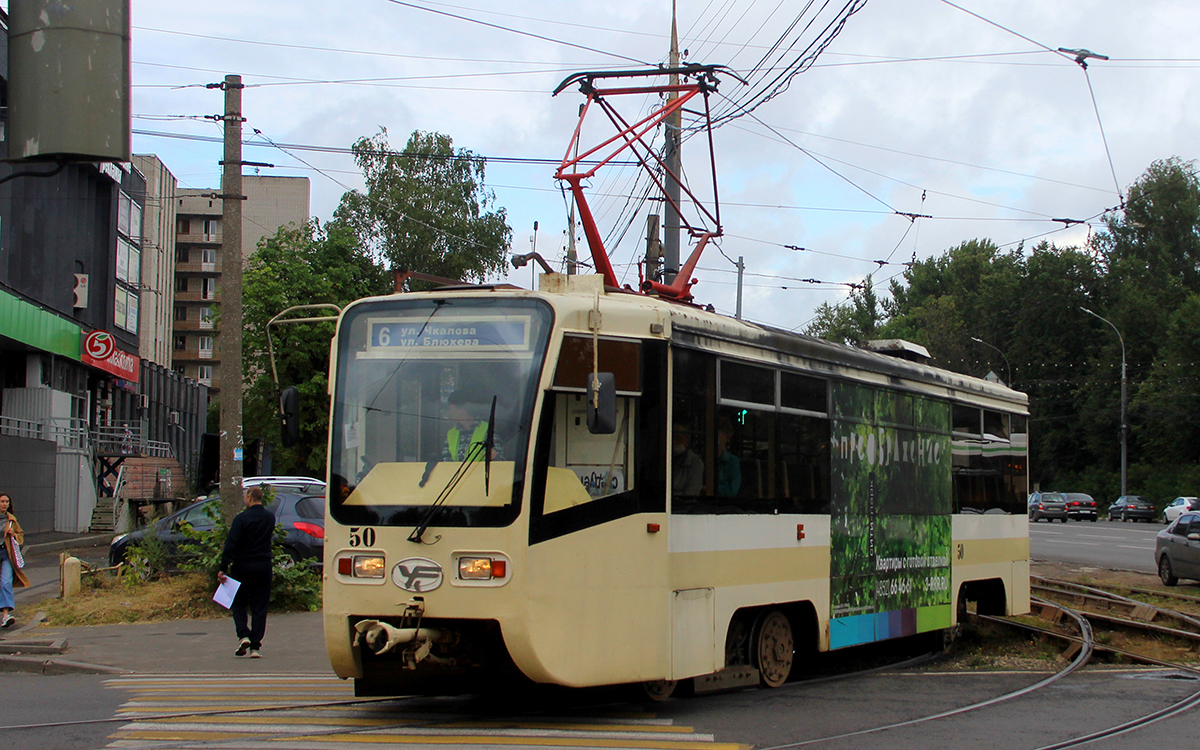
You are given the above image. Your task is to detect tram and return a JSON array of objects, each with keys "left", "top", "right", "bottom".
[
  {"left": 318, "top": 66, "right": 1029, "bottom": 696},
  {"left": 320, "top": 273, "right": 1029, "bottom": 695}
]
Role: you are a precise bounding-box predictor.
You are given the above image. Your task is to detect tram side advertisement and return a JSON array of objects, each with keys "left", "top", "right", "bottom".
[{"left": 828, "top": 382, "right": 952, "bottom": 650}]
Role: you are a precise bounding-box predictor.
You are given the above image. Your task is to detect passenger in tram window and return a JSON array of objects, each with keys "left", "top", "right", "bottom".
[
  {"left": 672, "top": 429, "right": 704, "bottom": 496},
  {"left": 716, "top": 417, "right": 741, "bottom": 497}
]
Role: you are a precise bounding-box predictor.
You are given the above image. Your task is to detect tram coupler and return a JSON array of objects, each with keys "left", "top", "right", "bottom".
[{"left": 352, "top": 618, "right": 444, "bottom": 660}]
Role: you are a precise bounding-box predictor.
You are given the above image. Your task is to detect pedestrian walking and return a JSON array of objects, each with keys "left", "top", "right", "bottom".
[
  {"left": 217, "top": 486, "right": 275, "bottom": 658},
  {"left": 1, "top": 492, "right": 31, "bottom": 628}
]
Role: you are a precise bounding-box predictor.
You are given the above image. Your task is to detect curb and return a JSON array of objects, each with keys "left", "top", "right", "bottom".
[
  {"left": 23, "top": 534, "right": 112, "bottom": 557},
  {"left": 0, "top": 653, "right": 132, "bottom": 675}
]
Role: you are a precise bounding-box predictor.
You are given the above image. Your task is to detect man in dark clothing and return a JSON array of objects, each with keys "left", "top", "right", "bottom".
[{"left": 218, "top": 486, "right": 275, "bottom": 658}]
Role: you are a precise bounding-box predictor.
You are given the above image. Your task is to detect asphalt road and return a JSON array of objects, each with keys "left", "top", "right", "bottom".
[{"left": 1029, "top": 516, "right": 1162, "bottom": 574}]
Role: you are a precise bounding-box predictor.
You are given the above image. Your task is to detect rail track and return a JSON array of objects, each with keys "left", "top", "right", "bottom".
[
  {"left": 763, "top": 577, "right": 1200, "bottom": 749},
  {"left": 8, "top": 577, "right": 1200, "bottom": 749}
]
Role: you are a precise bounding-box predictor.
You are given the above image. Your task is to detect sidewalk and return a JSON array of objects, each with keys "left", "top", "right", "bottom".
[{"left": 0, "top": 538, "right": 336, "bottom": 677}]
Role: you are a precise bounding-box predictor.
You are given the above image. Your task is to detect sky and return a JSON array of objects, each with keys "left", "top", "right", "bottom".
[{"left": 120, "top": 0, "right": 1200, "bottom": 332}]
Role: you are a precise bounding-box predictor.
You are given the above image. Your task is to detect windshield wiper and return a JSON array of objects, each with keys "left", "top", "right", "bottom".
[
  {"left": 484, "top": 395, "right": 496, "bottom": 496},
  {"left": 408, "top": 440, "right": 484, "bottom": 544}
]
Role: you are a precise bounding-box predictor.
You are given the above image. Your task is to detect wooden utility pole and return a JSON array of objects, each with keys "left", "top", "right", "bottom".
[{"left": 217, "top": 74, "right": 245, "bottom": 519}]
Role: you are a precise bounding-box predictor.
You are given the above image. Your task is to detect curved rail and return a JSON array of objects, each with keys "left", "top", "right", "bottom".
[{"left": 757, "top": 597, "right": 1095, "bottom": 749}]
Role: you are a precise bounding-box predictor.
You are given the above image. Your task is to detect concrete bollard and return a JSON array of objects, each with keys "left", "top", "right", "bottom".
[{"left": 60, "top": 555, "right": 82, "bottom": 599}]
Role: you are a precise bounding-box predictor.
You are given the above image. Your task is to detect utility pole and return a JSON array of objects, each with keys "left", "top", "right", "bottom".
[
  {"left": 662, "top": 0, "right": 682, "bottom": 284},
  {"left": 566, "top": 103, "right": 583, "bottom": 275},
  {"left": 645, "top": 214, "right": 662, "bottom": 283},
  {"left": 217, "top": 74, "right": 245, "bottom": 520},
  {"left": 735, "top": 256, "right": 744, "bottom": 320}
]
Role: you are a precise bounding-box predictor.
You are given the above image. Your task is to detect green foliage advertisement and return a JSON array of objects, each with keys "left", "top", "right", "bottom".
[{"left": 829, "top": 382, "right": 952, "bottom": 638}]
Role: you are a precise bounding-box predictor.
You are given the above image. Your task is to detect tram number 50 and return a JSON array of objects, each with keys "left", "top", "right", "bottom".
[{"left": 349, "top": 527, "right": 377, "bottom": 548}]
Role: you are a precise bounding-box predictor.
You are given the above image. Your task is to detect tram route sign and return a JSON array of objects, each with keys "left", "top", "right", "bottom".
[
  {"left": 364, "top": 315, "right": 532, "bottom": 356},
  {"left": 828, "top": 382, "right": 953, "bottom": 649}
]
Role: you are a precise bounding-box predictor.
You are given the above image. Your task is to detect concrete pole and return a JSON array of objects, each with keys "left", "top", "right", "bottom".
[
  {"left": 663, "top": 1, "right": 682, "bottom": 284},
  {"left": 218, "top": 74, "right": 244, "bottom": 520},
  {"left": 736, "top": 256, "right": 744, "bottom": 320},
  {"left": 645, "top": 214, "right": 662, "bottom": 283}
]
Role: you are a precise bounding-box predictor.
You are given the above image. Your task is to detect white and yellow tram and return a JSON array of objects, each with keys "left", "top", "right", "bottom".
[{"left": 322, "top": 272, "right": 1030, "bottom": 696}]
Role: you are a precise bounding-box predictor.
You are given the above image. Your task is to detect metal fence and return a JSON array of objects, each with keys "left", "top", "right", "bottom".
[{"left": 0, "top": 415, "right": 90, "bottom": 451}]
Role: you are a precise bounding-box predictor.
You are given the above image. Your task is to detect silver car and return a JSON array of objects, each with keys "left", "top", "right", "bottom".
[{"left": 1155, "top": 512, "right": 1200, "bottom": 586}]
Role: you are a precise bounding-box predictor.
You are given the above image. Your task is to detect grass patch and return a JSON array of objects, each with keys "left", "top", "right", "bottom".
[{"left": 43, "top": 573, "right": 227, "bottom": 625}]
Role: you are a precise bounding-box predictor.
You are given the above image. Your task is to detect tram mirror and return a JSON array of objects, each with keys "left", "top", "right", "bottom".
[
  {"left": 279, "top": 387, "right": 301, "bottom": 447},
  {"left": 587, "top": 373, "right": 617, "bottom": 434}
]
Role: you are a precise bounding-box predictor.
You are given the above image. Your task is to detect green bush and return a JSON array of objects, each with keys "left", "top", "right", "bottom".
[
  {"left": 123, "top": 521, "right": 171, "bottom": 583},
  {"left": 178, "top": 490, "right": 322, "bottom": 612}
]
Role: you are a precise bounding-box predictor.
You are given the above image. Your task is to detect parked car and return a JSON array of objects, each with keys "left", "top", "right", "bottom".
[
  {"left": 1028, "top": 492, "right": 1069, "bottom": 523},
  {"left": 1062, "top": 492, "right": 1098, "bottom": 521},
  {"left": 109, "top": 491, "right": 326, "bottom": 568},
  {"left": 1107, "top": 495, "right": 1157, "bottom": 523},
  {"left": 1162, "top": 496, "right": 1200, "bottom": 525},
  {"left": 1155, "top": 511, "right": 1200, "bottom": 586}
]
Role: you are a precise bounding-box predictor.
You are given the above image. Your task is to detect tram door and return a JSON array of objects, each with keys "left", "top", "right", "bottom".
[{"left": 524, "top": 337, "right": 670, "bottom": 686}]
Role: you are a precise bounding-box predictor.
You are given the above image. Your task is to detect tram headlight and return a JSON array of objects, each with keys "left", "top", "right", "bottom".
[
  {"left": 458, "top": 556, "right": 506, "bottom": 580},
  {"left": 351, "top": 555, "right": 386, "bottom": 578}
]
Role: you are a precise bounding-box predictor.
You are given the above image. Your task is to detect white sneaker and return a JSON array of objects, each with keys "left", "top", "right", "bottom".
[
  {"left": 235, "top": 637, "right": 251, "bottom": 656},
  {"left": 249, "top": 649, "right": 262, "bottom": 658},
  {"left": 1, "top": 614, "right": 14, "bottom": 628}
]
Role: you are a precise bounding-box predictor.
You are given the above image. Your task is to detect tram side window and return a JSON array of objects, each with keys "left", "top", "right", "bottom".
[
  {"left": 542, "top": 391, "right": 636, "bottom": 511},
  {"left": 671, "top": 349, "right": 830, "bottom": 515},
  {"left": 776, "top": 412, "right": 831, "bottom": 513},
  {"left": 671, "top": 348, "right": 716, "bottom": 504},
  {"left": 529, "top": 337, "right": 667, "bottom": 543},
  {"left": 952, "top": 406, "right": 1027, "bottom": 515}
]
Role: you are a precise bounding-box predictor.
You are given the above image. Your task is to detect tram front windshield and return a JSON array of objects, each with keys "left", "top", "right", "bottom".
[{"left": 329, "top": 297, "right": 553, "bottom": 528}]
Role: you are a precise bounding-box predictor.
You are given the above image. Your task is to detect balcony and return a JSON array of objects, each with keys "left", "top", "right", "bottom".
[
  {"left": 174, "top": 291, "right": 218, "bottom": 303},
  {"left": 173, "top": 319, "right": 218, "bottom": 332},
  {"left": 176, "top": 261, "right": 222, "bottom": 274},
  {"left": 173, "top": 349, "right": 221, "bottom": 364},
  {"left": 176, "top": 232, "right": 222, "bottom": 245}
]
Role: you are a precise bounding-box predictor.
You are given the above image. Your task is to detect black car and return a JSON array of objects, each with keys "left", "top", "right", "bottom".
[
  {"left": 1062, "top": 492, "right": 1098, "bottom": 521},
  {"left": 1028, "top": 492, "right": 1069, "bottom": 523},
  {"left": 109, "top": 492, "right": 326, "bottom": 568},
  {"left": 1107, "top": 495, "right": 1157, "bottom": 523}
]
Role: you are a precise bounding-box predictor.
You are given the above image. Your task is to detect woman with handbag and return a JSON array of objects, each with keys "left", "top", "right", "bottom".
[{"left": 1, "top": 492, "right": 30, "bottom": 628}]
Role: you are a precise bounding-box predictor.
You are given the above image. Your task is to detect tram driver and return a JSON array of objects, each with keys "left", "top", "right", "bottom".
[{"left": 443, "top": 390, "right": 497, "bottom": 462}]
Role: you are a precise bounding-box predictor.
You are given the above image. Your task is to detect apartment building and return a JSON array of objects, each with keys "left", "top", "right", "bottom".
[{"left": 172, "top": 176, "right": 310, "bottom": 391}]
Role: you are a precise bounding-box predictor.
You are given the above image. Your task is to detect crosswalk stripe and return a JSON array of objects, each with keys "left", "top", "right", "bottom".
[
  {"left": 103, "top": 674, "right": 741, "bottom": 750},
  {"left": 282, "top": 734, "right": 739, "bottom": 749}
]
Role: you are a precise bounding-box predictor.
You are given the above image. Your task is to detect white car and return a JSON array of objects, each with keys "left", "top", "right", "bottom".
[{"left": 1163, "top": 496, "right": 1200, "bottom": 524}]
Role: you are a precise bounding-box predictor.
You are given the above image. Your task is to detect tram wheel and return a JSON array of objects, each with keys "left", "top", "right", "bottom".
[
  {"left": 753, "top": 610, "right": 794, "bottom": 688},
  {"left": 640, "top": 679, "right": 678, "bottom": 701}
]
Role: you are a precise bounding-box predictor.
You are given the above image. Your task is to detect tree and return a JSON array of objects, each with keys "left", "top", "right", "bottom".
[
  {"left": 334, "top": 128, "right": 511, "bottom": 283},
  {"left": 882, "top": 239, "right": 1024, "bottom": 373},
  {"left": 241, "top": 222, "right": 391, "bottom": 475},
  {"left": 804, "top": 276, "right": 883, "bottom": 345}
]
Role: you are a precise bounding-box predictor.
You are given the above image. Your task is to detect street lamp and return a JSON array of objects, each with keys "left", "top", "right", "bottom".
[
  {"left": 970, "top": 336, "right": 1012, "bottom": 387},
  {"left": 1080, "top": 307, "right": 1127, "bottom": 497}
]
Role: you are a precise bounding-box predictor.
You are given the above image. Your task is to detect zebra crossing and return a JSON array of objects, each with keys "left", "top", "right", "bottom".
[{"left": 102, "top": 674, "right": 747, "bottom": 749}]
